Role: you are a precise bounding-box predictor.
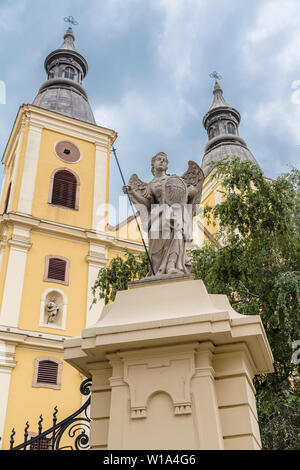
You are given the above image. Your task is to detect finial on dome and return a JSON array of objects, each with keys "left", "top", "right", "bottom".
[
  {"left": 59, "top": 27, "right": 76, "bottom": 51},
  {"left": 209, "top": 79, "right": 229, "bottom": 111}
]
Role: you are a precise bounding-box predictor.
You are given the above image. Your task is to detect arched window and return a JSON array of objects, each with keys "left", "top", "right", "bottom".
[
  {"left": 209, "top": 127, "right": 215, "bottom": 139},
  {"left": 227, "top": 122, "right": 235, "bottom": 134},
  {"left": 64, "top": 67, "right": 75, "bottom": 80},
  {"left": 50, "top": 169, "right": 78, "bottom": 209}
]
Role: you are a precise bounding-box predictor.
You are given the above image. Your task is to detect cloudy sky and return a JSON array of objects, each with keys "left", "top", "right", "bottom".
[{"left": 0, "top": 0, "right": 299, "bottom": 219}]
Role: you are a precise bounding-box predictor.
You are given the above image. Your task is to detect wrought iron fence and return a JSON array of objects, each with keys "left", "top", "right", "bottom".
[{"left": 9, "top": 378, "right": 91, "bottom": 450}]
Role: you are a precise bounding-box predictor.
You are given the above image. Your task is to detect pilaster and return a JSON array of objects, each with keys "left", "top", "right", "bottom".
[
  {"left": 17, "top": 118, "right": 43, "bottom": 215},
  {"left": 0, "top": 225, "right": 31, "bottom": 327},
  {"left": 89, "top": 360, "right": 112, "bottom": 450},
  {"left": 92, "top": 143, "right": 110, "bottom": 232},
  {"left": 85, "top": 243, "right": 108, "bottom": 327},
  {"left": 191, "top": 342, "right": 224, "bottom": 449},
  {"left": 0, "top": 341, "right": 17, "bottom": 449}
]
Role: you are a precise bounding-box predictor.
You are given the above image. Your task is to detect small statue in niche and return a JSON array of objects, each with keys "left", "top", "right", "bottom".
[
  {"left": 46, "top": 297, "right": 60, "bottom": 324},
  {"left": 123, "top": 152, "right": 204, "bottom": 278}
]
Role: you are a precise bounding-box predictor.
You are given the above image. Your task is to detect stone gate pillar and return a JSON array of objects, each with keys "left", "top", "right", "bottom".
[{"left": 64, "top": 278, "right": 273, "bottom": 450}]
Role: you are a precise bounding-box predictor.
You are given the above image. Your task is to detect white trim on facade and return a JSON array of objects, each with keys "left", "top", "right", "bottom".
[
  {"left": 0, "top": 341, "right": 17, "bottom": 450},
  {"left": 17, "top": 123, "right": 42, "bottom": 215},
  {"left": 0, "top": 225, "right": 31, "bottom": 327},
  {"left": 92, "top": 143, "right": 110, "bottom": 232},
  {"left": 85, "top": 243, "right": 108, "bottom": 327}
]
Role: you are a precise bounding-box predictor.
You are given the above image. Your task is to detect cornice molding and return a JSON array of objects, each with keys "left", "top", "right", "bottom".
[
  {"left": 25, "top": 104, "right": 117, "bottom": 146},
  {"left": 0, "top": 212, "right": 144, "bottom": 252},
  {"left": 2, "top": 104, "right": 117, "bottom": 166},
  {"left": 0, "top": 327, "right": 68, "bottom": 352}
]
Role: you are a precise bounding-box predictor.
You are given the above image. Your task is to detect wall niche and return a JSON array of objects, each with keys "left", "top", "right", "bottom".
[{"left": 39, "top": 288, "right": 67, "bottom": 330}]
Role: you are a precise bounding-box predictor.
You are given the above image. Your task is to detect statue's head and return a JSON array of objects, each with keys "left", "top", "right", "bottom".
[{"left": 151, "top": 152, "right": 168, "bottom": 176}]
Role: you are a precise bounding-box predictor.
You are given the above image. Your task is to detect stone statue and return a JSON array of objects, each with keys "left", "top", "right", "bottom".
[
  {"left": 46, "top": 298, "right": 60, "bottom": 323},
  {"left": 123, "top": 152, "right": 204, "bottom": 278}
]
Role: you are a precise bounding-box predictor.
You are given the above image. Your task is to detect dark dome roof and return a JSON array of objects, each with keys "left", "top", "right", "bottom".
[{"left": 32, "top": 28, "right": 96, "bottom": 125}]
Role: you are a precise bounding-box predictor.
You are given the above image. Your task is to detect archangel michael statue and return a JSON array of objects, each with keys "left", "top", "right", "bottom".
[{"left": 123, "top": 152, "right": 204, "bottom": 279}]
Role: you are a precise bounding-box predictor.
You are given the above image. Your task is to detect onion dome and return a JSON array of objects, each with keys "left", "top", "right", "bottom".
[
  {"left": 32, "top": 27, "right": 96, "bottom": 124},
  {"left": 202, "top": 82, "right": 258, "bottom": 177}
]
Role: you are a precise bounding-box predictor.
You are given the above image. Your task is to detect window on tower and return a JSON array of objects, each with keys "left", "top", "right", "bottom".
[
  {"left": 227, "top": 122, "right": 236, "bottom": 134},
  {"left": 209, "top": 127, "right": 215, "bottom": 139},
  {"left": 50, "top": 169, "right": 79, "bottom": 210},
  {"left": 64, "top": 67, "right": 75, "bottom": 80}
]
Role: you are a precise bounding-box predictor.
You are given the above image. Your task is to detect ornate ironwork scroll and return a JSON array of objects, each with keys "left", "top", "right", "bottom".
[{"left": 9, "top": 378, "right": 91, "bottom": 451}]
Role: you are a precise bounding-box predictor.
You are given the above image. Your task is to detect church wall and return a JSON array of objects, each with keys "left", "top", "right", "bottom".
[
  {"left": 0, "top": 124, "right": 27, "bottom": 214},
  {"left": 17, "top": 231, "right": 89, "bottom": 337},
  {"left": 32, "top": 128, "right": 96, "bottom": 230},
  {"left": 1, "top": 347, "right": 83, "bottom": 449}
]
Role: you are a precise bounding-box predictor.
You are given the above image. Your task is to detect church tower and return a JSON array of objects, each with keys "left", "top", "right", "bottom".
[
  {"left": 202, "top": 81, "right": 258, "bottom": 177},
  {"left": 199, "top": 81, "right": 259, "bottom": 243},
  {"left": 0, "top": 27, "right": 119, "bottom": 448}
]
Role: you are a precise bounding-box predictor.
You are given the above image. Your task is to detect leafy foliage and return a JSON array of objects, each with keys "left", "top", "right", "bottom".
[
  {"left": 92, "top": 158, "right": 300, "bottom": 449},
  {"left": 91, "top": 249, "right": 148, "bottom": 305}
]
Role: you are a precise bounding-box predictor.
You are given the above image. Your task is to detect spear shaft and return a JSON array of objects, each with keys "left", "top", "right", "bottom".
[{"left": 111, "top": 146, "right": 155, "bottom": 276}]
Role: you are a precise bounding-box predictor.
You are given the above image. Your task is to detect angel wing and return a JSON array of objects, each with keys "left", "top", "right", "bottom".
[
  {"left": 128, "top": 174, "right": 149, "bottom": 198},
  {"left": 182, "top": 161, "right": 205, "bottom": 216},
  {"left": 128, "top": 173, "right": 151, "bottom": 234}
]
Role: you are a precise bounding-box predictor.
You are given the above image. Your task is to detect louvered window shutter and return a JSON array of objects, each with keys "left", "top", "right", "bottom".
[
  {"left": 37, "top": 360, "right": 58, "bottom": 385},
  {"left": 51, "top": 170, "right": 77, "bottom": 209},
  {"left": 48, "top": 258, "right": 66, "bottom": 282}
]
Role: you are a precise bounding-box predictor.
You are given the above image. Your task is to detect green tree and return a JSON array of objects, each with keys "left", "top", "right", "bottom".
[{"left": 92, "top": 158, "right": 300, "bottom": 449}]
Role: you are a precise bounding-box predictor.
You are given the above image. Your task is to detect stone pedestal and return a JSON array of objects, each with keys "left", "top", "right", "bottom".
[{"left": 64, "top": 279, "right": 273, "bottom": 450}]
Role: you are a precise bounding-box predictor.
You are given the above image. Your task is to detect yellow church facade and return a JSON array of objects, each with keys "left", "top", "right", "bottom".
[{"left": 0, "top": 28, "right": 256, "bottom": 449}]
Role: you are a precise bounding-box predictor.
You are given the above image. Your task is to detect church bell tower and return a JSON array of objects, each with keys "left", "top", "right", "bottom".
[{"left": 0, "top": 27, "right": 117, "bottom": 449}]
